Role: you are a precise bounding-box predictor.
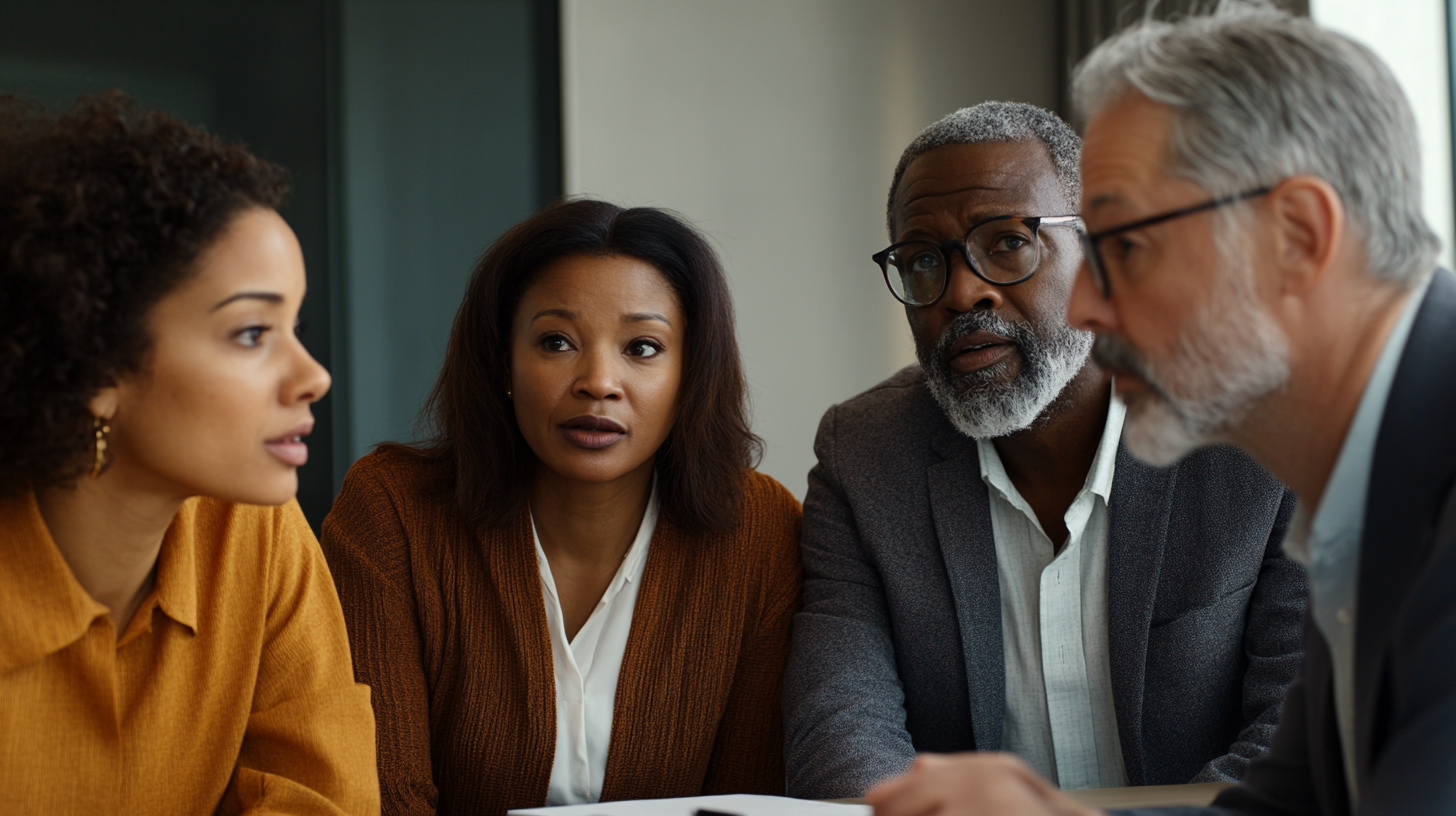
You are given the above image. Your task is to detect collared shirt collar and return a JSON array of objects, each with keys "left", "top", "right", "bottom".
[
  {"left": 0, "top": 491, "right": 200, "bottom": 672},
  {"left": 1285, "top": 271, "right": 1433, "bottom": 564},
  {"left": 0, "top": 491, "right": 108, "bottom": 673},
  {"left": 147, "top": 500, "right": 200, "bottom": 635},
  {"left": 978, "top": 384, "right": 1126, "bottom": 510},
  {"left": 532, "top": 482, "right": 658, "bottom": 608}
]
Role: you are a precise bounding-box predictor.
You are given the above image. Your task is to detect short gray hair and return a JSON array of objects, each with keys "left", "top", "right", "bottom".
[
  {"left": 1073, "top": 1, "right": 1439, "bottom": 284},
  {"left": 886, "top": 101, "right": 1081, "bottom": 238}
]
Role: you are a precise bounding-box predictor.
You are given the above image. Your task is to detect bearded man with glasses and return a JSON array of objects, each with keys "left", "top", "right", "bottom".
[
  {"left": 782, "top": 101, "right": 1306, "bottom": 800},
  {"left": 866, "top": 5, "right": 1456, "bottom": 816}
]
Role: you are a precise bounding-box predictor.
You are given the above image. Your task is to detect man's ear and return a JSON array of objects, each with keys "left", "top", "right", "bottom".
[{"left": 1267, "top": 174, "right": 1345, "bottom": 296}]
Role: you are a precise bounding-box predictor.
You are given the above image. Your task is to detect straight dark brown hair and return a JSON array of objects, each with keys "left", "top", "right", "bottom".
[{"left": 384, "top": 198, "right": 762, "bottom": 533}]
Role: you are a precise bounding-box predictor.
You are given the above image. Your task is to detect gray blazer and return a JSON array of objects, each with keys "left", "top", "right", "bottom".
[{"left": 783, "top": 366, "right": 1307, "bottom": 799}]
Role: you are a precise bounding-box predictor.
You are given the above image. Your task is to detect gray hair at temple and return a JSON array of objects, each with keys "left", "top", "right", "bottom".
[
  {"left": 1072, "top": 0, "right": 1439, "bottom": 285},
  {"left": 885, "top": 101, "right": 1081, "bottom": 238}
]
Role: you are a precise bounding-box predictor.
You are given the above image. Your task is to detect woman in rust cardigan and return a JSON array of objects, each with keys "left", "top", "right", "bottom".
[{"left": 322, "top": 199, "right": 803, "bottom": 816}]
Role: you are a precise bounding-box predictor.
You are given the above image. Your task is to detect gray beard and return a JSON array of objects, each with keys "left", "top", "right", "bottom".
[
  {"left": 918, "top": 310, "right": 1093, "bottom": 440},
  {"left": 1091, "top": 263, "right": 1290, "bottom": 466}
]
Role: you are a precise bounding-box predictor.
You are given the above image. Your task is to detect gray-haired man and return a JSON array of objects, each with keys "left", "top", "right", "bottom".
[
  {"left": 783, "top": 101, "right": 1307, "bottom": 799},
  {"left": 866, "top": 6, "right": 1456, "bottom": 816}
]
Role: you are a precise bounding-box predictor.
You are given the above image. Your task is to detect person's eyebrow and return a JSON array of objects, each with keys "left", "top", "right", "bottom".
[
  {"left": 212, "top": 291, "right": 284, "bottom": 311},
  {"left": 1085, "top": 191, "right": 1127, "bottom": 213},
  {"left": 897, "top": 205, "right": 1023, "bottom": 241},
  {"left": 530, "top": 308, "right": 575, "bottom": 323},
  {"left": 623, "top": 312, "right": 671, "bottom": 327},
  {"left": 896, "top": 184, "right": 1007, "bottom": 216}
]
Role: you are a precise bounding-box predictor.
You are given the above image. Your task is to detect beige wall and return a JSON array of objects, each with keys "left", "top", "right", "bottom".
[
  {"left": 563, "top": 0, "right": 1058, "bottom": 498},
  {"left": 1309, "top": 0, "right": 1454, "bottom": 272}
]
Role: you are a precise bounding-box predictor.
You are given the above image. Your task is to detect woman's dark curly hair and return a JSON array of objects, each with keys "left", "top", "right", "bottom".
[
  {"left": 0, "top": 92, "right": 290, "bottom": 497},
  {"left": 384, "top": 199, "right": 763, "bottom": 533}
]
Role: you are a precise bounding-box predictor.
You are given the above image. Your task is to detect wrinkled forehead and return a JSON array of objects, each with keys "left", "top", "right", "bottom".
[
  {"left": 1078, "top": 93, "right": 1184, "bottom": 223},
  {"left": 891, "top": 140, "right": 1069, "bottom": 238}
]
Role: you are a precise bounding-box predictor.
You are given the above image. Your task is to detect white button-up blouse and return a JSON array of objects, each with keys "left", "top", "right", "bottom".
[{"left": 533, "top": 488, "right": 659, "bottom": 806}]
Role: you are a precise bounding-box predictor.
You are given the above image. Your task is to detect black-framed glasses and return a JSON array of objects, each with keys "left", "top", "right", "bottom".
[
  {"left": 872, "top": 214, "right": 1082, "bottom": 307},
  {"left": 1079, "top": 186, "right": 1271, "bottom": 297}
]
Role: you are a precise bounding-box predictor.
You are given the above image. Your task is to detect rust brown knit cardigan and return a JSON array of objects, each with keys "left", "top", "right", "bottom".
[{"left": 321, "top": 447, "right": 803, "bottom": 816}]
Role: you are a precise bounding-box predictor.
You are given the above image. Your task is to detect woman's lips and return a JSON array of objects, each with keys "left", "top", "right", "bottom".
[
  {"left": 560, "top": 415, "right": 627, "bottom": 450},
  {"left": 264, "top": 421, "right": 313, "bottom": 467},
  {"left": 950, "top": 331, "right": 1016, "bottom": 374},
  {"left": 264, "top": 439, "right": 309, "bottom": 467}
]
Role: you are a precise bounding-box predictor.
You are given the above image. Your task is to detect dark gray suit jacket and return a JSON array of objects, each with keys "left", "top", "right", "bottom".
[
  {"left": 784, "top": 366, "right": 1307, "bottom": 799},
  {"left": 1126, "top": 270, "right": 1456, "bottom": 816}
]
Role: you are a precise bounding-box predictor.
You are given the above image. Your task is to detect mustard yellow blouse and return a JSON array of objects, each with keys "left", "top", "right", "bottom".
[{"left": 0, "top": 491, "right": 380, "bottom": 816}]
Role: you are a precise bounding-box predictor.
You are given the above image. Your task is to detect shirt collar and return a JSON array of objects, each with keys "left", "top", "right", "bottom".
[
  {"left": 151, "top": 498, "right": 200, "bottom": 634},
  {"left": 616, "top": 484, "right": 658, "bottom": 584},
  {"left": 0, "top": 491, "right": 110, "bottom": 672},
  {"left": 1286, "top": 273, "right": 1432, "bottom": 564},
  {"left": 0, "top": 492, "right": 201, "bottom": 671},
  {"left": 978, "top": 383, "right": 1126, "bottom": 506},
  {"left": 531, "top": 480, "right": 659, "bottom": 602},
  {"left": 109, "top": 500, "right": 200, "bottom": 646},
  {"left": 1087, "top": 389, "right": 1127, "bottom": 505}
]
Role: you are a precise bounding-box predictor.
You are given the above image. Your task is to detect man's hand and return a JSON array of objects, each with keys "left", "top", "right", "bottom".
[{"left": 865, "top": 752, "right": 1105, "bottom": 816}]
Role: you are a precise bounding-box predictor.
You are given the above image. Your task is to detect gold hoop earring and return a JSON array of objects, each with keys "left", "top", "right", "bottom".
[{"left": 91, "top": 416, "right": 111, "bottom": 478}]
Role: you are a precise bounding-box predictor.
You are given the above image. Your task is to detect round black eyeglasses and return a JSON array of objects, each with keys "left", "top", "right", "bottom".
[
  {"left": 1079, "top": 186, "right": 1271, "bottom": 297},
  {"left": 872, "top": 214, "right": 1082, "bottom": 307}
]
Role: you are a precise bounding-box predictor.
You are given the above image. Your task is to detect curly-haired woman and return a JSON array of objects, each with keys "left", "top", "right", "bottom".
[
  {"left": 0, "top": 94, "right": 378, "bottom": 815},
  {"left": 321, "top": 200, "right": 802, "bottom": 815}
]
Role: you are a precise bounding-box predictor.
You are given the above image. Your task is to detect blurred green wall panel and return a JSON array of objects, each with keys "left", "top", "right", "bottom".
[
  {"left": 0, "top": 1, "right": 338, "bottom": 529},
  {"left": 0, "top": 0, "right": 556, "bottom": 527},
  {"left": 339, "top": 0, "right": 539, "bottom": 472}
]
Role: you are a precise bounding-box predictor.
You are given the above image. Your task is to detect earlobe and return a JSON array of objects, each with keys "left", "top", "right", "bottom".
[
  {"left": 88, "top": 387, "right": 119, "bottom": 422},
  {"left": 1269, "top": 175, "right": 1344, "bottom": 296}
]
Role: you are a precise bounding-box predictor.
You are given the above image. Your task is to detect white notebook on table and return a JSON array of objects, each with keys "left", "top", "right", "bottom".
[{"left": 508, "top": 793, "right": 872, "bottom": 816}]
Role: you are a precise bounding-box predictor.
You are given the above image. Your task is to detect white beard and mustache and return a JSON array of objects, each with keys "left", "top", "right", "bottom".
[
  {"left": 1090, "top": 251, "right": 1291, "bottom": 466},
  {"left": 917, "top": 234, "right": 1291, "bottom": 456},
  {"left": 918, "top": 308, "right": 1094, "bottom": 440}
]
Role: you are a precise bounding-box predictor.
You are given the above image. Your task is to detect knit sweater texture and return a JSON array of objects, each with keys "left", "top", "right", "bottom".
[{"left": 321, "top": 447, "right": 803, "bottom": 816}]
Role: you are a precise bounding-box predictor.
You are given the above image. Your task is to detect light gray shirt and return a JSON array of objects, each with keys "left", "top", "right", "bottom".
[
  {"left": 1283, "top": 273, "right": 1430, "bottom": 808},
  {"left": 977, "top": 392, "right": 1128, "bottom": 790}
]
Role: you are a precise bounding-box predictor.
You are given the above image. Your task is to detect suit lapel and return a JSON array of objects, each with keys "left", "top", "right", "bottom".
[
  {"left": 1356, "top": 269, "right": 1456, "bottom": 787},
  {"left": 1299, "top": 619, "right": 1352, "bottom": 815},
  {"left": 928, "top": 426, "right": 1006, "bottom": 752},
  {"left": 1105, "top": 441, "right": 1178, "bottom": 786}
]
